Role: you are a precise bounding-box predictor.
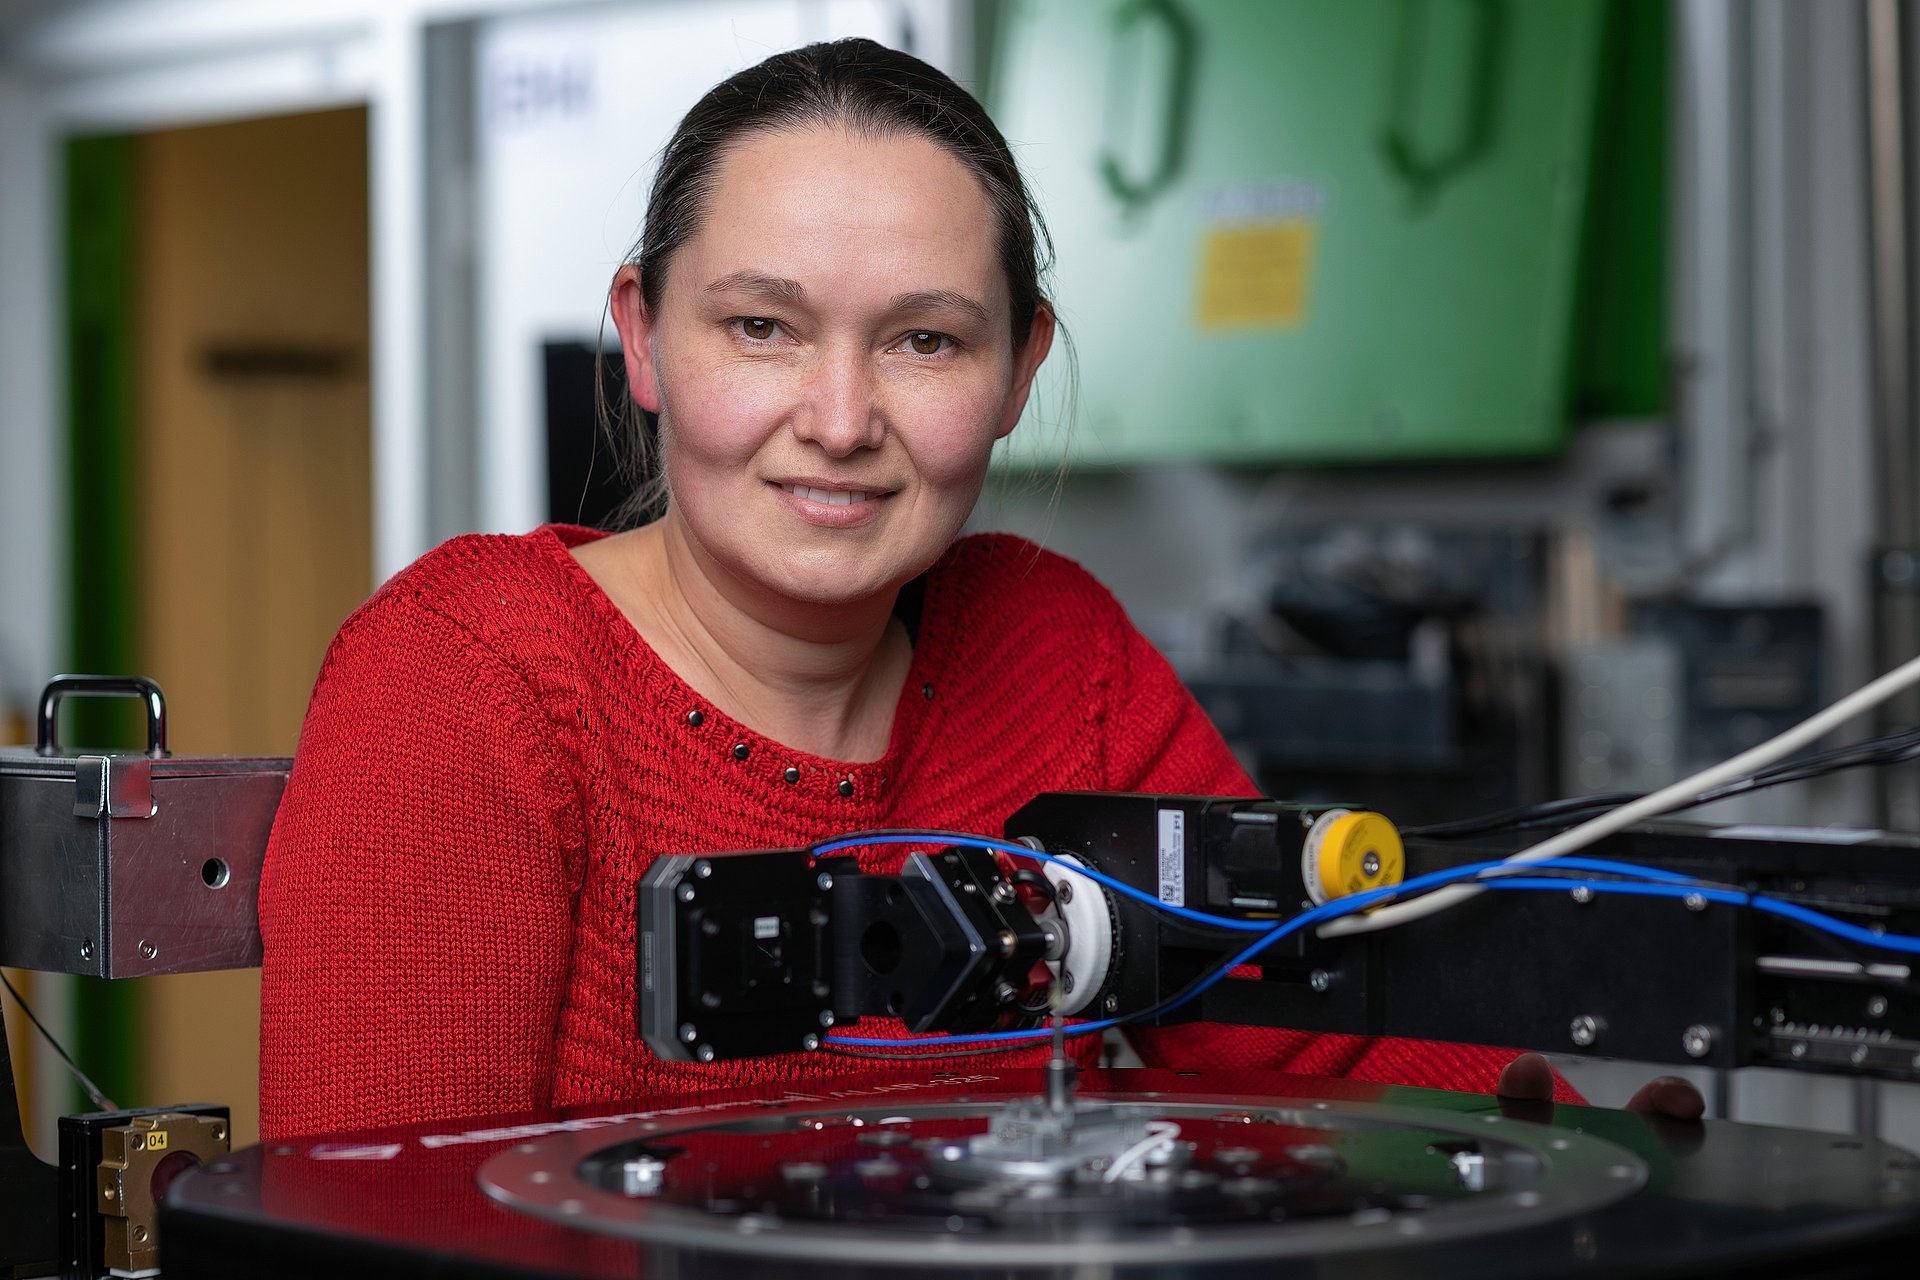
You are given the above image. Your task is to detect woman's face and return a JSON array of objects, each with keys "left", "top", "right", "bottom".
[{"left": 613, "top": 124, "right": 1053, "bottom": 613}]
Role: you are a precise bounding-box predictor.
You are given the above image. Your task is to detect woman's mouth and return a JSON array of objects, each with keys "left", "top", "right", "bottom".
[{"left": 779, "top": 483, "right": 877, "bottom": 506}]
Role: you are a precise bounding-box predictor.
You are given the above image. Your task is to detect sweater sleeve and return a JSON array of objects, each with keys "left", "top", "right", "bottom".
[
  {"left": 1100, "top": 609, "right": 1260, "bottom": 797},
  {"left": 258, "top": 595, "right": 584, "bottom": 1138},
  {"left": 1101, "top": 611, "right": 1580, "bottom": 1102}
]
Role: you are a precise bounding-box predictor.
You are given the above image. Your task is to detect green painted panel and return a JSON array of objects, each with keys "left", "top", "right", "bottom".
[
  {"left": 992, "top": 0, "right": 1605, "bottom": 467},
  {"left": 1569, "top": 0, "right": 1666, "bottom": 418},
  {"left": 63, "top": 131, "right": 144, "bottom": 1111}
]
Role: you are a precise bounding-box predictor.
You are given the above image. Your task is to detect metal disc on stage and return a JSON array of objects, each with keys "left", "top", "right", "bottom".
[
  {"left": 478, "top": 1095, "right": 1646, "bottom": 1266},
  {"left": 160, "top": 1069, "right": 1920, "bottom": 1279}
]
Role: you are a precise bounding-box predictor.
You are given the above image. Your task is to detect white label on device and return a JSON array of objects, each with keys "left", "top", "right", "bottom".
[{"left": 1157, "top": 808, "right": 1186, "bottom": 906}]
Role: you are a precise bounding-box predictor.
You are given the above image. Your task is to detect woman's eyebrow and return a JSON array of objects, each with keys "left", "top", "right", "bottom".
[
  {"left": 705, "top": 271, "right": 809, "bottom": 306},
  {"left": 890, "top": 289, "right": 991, "bottom": 325}
]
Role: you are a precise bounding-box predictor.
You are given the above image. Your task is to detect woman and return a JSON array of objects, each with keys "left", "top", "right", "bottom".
[{"left": 259, "top": 39, "right": 1675, "bottom": 1139}]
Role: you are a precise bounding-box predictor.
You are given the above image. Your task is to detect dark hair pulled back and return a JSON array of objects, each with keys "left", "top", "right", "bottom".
[
  {"left": 599, "top": 38, "right": 1057, "bottom": 525},
  {"left": 638, "top": 37, "right": 1052, "bottom": 346}
]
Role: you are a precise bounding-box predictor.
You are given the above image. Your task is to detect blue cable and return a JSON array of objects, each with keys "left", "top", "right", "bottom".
[
  {"left": 808, "top": 831, "right": 1707, "bottom": 936},
  {"left": 818, "top": 833, "right": 1920, "bottom": 1050},
  {"left": 810, "top": 831, "right": 1276, "bottom": 933},
  {"left": 823, "top": 854, "right": 1531, "bottom": 1048},
  {"left": 1481, "top": 877, "right": 1920, "bottom": 955}
]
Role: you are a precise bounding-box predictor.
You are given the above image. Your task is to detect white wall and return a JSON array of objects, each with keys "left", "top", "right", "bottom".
[{"left": 0, "top": 71, "right": 58, "bottom": 713}]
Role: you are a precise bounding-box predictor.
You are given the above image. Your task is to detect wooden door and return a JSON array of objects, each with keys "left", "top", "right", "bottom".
[{"left": 132, "top": 106, "right": 372, "bottom": 1146}]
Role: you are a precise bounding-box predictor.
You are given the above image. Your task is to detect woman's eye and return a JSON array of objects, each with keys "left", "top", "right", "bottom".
[
  {"left": 906, "top": 331, "right": 947, "bottom": 355},
  {"left": 740, "top": 317, "right": 778, "bottom": 340}
]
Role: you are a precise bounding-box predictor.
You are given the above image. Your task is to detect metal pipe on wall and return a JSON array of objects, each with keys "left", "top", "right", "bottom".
[{"left": 1865, "top": 0, "right": 1920, "bottom": 833}]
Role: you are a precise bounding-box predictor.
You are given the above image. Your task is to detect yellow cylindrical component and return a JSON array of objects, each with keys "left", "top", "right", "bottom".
[{"left": 1303, "top": 810, "right": 1405, "bottom": 906}]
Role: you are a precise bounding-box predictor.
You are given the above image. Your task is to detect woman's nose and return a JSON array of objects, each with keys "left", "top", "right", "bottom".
[{"left": 792, "top": 350, "right": 885, "bottom": 455}]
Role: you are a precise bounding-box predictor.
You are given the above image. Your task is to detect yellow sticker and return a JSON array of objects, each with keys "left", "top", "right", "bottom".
[
  {"left": 146, "top": 1131, "right": 168, "bottom": 1151},
  {"left": 1195, "top": 220, "right": 1317, "bottom": 330}
]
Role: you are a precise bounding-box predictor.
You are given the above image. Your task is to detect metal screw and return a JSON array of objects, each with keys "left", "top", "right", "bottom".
[
  {"left": 677, "top": 884, "right": 696, "bottom": 903},
  {"left": 1309, "top": 969, "right": 1332, "bottom": 993},
  {"left": 1852, "top": 1044, "right": 1872, "bottom": 1066},
  {"left": 1062, "top": 971, "right": 1076, "bottom": 994},
  {"left": 992, "top": 881, "right": 1017, "bottom": 904},
  {"left": 79, "top": 939, "right": 93, "bottom": 961},
  {"left": 802, "top": 1033, "right": 821, "bottom": 1051},
  {"left": 816, "top": 872, "right": 835, "bottom": 892},
  {"left": 996, "top": 929, "right": 1017, "bottom": 957},
  {"left": 1361, "top": 851, "right": 1381, "bottom": 878},
  {"left": 679, "top": 1023, "right": 698, "bottom": 1043},
  {"left": 1103, "top": 994, "right": 1120, "bottom": 1014},
  {"left": 1681, "top": 1024, "right": 1715, "bottom": 1058},
  {"left": 1057, "top": 880, "right": 1074, "bottom": 904},
  {"left": 696, "top": 1044, "right": 717, "bottom": 1063},
  {"left": 1869, "top": 995, "right": 1890, "bottom": 1019},
  {"left": 694, "top": 860, "right": 713, "bottom": 879},
  {"left": 139, "top": 940, "right": 158, "bottom": 960},
  {"left": 621, "top": 1155, "right": 668, "bottom": 1196},
  {"left": 1569, "top": 885, "right": 1594, "bottom": 905},
  {"left": 819, "top": 1009, "right": 835, "bottom": 1028},
  {"left": 1569, "top": 1015, "right": 1602, "bottom": 1048},
  {"left": 1683, "top": 893, "right": 1708, "bottom": 913}
]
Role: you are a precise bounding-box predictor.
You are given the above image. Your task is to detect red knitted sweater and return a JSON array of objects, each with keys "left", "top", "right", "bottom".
[{"left": 259, "top": 526, "right": 1562, "bottom": 1139}]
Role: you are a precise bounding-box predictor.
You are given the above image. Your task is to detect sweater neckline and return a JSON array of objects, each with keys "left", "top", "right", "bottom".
[{"left": 530, "top": 523, "right": 942, "bottom": 785}]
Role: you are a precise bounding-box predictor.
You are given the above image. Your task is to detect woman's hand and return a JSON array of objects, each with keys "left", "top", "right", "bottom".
[{"left": 1496, "top": 1050, "right": 1707, "bottom": 1119}]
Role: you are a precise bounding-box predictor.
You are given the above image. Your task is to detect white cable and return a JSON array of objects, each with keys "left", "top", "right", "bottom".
[
  {"left": 1102, "top": 1121, "right": 1181, "bottom": 1183},
  {"left": 1319, "top": 649, "right": 1920, "bottom": 939}
]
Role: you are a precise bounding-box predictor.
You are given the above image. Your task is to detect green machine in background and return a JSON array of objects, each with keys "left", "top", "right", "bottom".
[{"left": 989, "top": 0, "right": 1614, "bottom": 466}]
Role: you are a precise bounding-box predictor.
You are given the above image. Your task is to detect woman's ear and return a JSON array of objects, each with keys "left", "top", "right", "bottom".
[
  {"left": 994, "top": 304, "right": 1056, "bottom": 440},
  {"left": 609, "top": 264, "right": 663, "bottom": 414}
]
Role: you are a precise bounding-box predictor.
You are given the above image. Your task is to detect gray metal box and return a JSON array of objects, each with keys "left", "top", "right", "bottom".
[{"left": 0, "top": 748, "right": 288, "bottom": 977}]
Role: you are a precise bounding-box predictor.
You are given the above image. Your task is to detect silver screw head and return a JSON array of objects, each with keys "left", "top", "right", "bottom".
[
  {"left": 818, "top": 1009, "right": 836, "bottom": 1028},
  {"left": 992, "top": 881, "right": 1017, "bottom": 904},
  {"left": 676, "top": 884, "right": 696, "bottom": 903},
  {"left": 1570, "top": 885, "right": 1594, "bottom": 905},
  {"left": 696, "top": 1044, "right": 717, "bottom": 1063},
  {"left": 620, "top": 1155, "right": 668, "bottom": 1196},
  {"left": 139, "top": 940, "right": 158, "bottom": 960},
  {"left": 1103, "top": 993, "right": 1120, "bottom": 1014},
  {"left": 1569, "top": 1015, "right": 1602, "bottom": 1047},
  {"left": 816, "top": 872, "right": 835, "bottom": 892},
  {"left": 1869, "top": 995, "right": 1890, "bottom": 1018},
  {"left": 1056, "top": 880, "right": 1074, "bottom": 904},
  {"left": 79, "top": 939, "right": 94, "bottom": 960},
  {"left": 1681, "top": 1024, "right": 1714, "bottom": 1058},
  {"left": 1062, "top": 970, "right": 1076, "bottom": 994},
  {"left": 1684, "top": 893, "right": 1708, "bottom": 913},
  {"left": 694, "top": 860, "right": 713, "bottom": 879},
  {"left": 1309, "top": 969, "right": 1332, "bottom": 993},
  {"left": 802, "top": 1033, "right": 821, "bottom": 1051},
  {"left": 1361, "top": 851, "right": 1381, "bottom": 877},
  {"left": 679, "top": 1023, "right": 698, "bottom": 1043}
]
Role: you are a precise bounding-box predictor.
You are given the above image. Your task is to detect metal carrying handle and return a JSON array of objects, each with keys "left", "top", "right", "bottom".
[
  {"left": 1380, "top": 0, "right": 1510, "bottom": 212},
  {"left": 36, "top": 674, "right": 170, "bottom": 758},
  {"left": 1098, "top": 0, "right": 1199, "bottom": 219}
]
